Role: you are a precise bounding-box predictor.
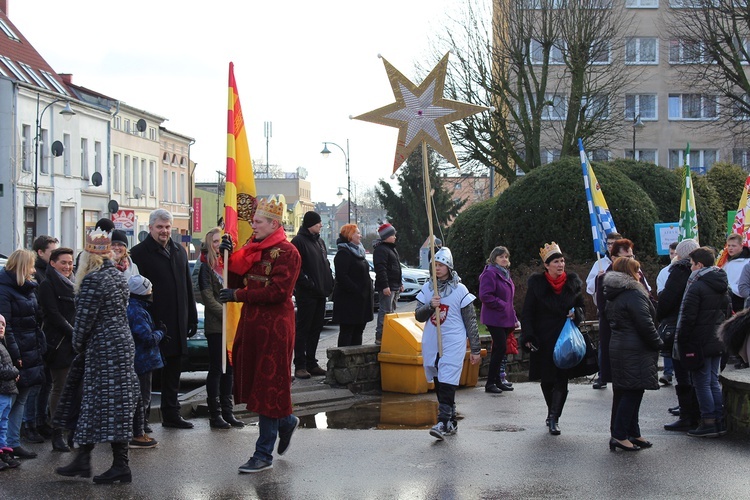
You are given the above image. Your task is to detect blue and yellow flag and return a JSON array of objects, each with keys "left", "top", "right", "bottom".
[{"left": 579, "top": 139, "right": 618, "bottom": 255}]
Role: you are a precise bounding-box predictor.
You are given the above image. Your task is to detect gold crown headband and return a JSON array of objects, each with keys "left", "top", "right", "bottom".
[
  {"left": 539, "top": 242, "right": 562, "bottom": 263},
  {"left": 85, "top": 229, "right": 112, "bottom": 255},
  {"left": 256, "top": 197, "right": 284, "bottom": 222}
]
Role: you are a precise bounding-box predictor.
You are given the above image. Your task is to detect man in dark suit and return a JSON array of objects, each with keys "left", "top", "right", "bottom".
[{"left": 131, "top": 209, "right": 197, "bottom": 429}]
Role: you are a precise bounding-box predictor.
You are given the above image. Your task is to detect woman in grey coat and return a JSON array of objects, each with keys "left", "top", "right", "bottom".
[
  {"left": 603, "top": 257, "right": 662, "bottom": 452},
  {"left": 55, "top": 230, "right": 139, "bottom": 484}
]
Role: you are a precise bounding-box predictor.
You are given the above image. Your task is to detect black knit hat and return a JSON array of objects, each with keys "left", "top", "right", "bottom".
[
  {"left": 95, "top": 217, "right": 115, "bottom": 232},
  {"left": 111, "top": 230, "right": 128, "bottom": 247},
  {"left": 303, "top": 211, "right": 322, "bottom": 228}
]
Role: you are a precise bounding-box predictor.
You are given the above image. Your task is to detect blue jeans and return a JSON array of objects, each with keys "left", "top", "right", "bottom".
[
  {"left": 376, "top": 289, "right": 400, "bottom": 341},
  {"left": 0, "top": 393, "right": 15, "bottom": 448},
  {"left": 690, "top": 356, "right": 723, "bottom": 420},
  {"left": 663, "top": 356, "right": 674, "bottom": 377},
  {"left": 7, "top": 386, "right": 32, "bottom": 447},
  {"left": 255, "top": 414, "right": 297, "bottom": 462}
]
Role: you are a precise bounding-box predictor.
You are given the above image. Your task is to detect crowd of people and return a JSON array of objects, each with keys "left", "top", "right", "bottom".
[{"left": 0, "top": 201, "right": 746, "bottom": 478}]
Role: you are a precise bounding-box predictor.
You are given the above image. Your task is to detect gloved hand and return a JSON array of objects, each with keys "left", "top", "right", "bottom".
[
  {"left": 219, "top": 234, "right": 234, "bottom": 257},
  {"left": 157, "top": 321, "right": 168, "bottom": 334},
  {"left": 187, "top": 322, "right": 198, "bottom": 338},
  {"left": 218, "top": 288, "right": 239, "bottom": 303}
]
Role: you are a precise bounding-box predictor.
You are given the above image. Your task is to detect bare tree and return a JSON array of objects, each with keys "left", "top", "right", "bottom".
[
  {"left": 664, "top": 1, "right": 750, "bottom": 134},
  {"left": 424, "top": 0, "right": 636, "bottom": 181}
]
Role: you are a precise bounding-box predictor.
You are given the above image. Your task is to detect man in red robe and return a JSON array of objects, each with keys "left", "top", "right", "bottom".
[{"left": 218, "top": 197, "right": 301, "bottom": 474}]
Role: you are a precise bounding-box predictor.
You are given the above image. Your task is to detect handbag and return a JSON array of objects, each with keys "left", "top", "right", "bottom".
[
  {"left": 568, "top": 331, "right": 599, "bottom": 379},
  {"left": 43, "top": 334, "right": 65, "bottom": 364},
  {"left": 553, "top": 318, "right": 586, "bottom": 369},
  {"left": 657, "top": 322, "right": 676, "bottom": 352},
  {"left": 506, "top": 329, "right": 519, "bottom": 355}
]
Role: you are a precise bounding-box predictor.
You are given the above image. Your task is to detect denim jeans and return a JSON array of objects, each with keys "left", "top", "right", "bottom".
[
  {"left": 663, "top": 356, "right": 674, "bottom": 377},
  {"left": 0, "top": 393, "right": 15, "bottom": 448},
  {"left": 254, "top": 414, "right": 298, "bottom": 462},
  {"left": 7, "top": 385, "right": 32, "bottom": 447},
  {"left": 690, "top": 355, "right": 723, "bottom": 420},
  {"left": 376, "top": 289, "right": 400, "bottom": 341}
]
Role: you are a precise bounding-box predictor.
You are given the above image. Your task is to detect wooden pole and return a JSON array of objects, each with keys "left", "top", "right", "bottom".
[
  {"left": 422, "top": 141, "right": 442, "bottom": 357},
  {"left": 221, "top": 248, "right": 229, "bottom": 374}
]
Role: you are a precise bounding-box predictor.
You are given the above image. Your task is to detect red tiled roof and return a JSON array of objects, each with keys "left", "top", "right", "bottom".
[{"left": 0, "top": 9, "right": 72, "bottom": 96}]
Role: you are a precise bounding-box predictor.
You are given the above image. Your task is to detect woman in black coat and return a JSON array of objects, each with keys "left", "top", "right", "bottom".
[
  {"left": 520, "top": 242, "right": 584, "bottom": 436},
  {"left": 0, "top": 249, "right": 44, "bottom": 459},
  {"left": 603, "top": 257, "right": 662, "bottom": 452},
  {"left": 333, "top": 224, "right": 373, "bottom": 347},
  {"left": 37, "top": 247, "right": 76, "bottom": 452}
]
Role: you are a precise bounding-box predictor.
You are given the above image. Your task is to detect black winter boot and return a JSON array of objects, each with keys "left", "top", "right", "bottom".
[
  {"left": 56, "top": 443, "right": 94, "bottom": 477},
  {"left": 52, "top": 428, "right": 71, "bottom": 452},
  {"left": 208, "top": 398, "right": 230, "bottom": 429},
  {"left": 220, "top": 396, "right": 245, "bottom": 428},
  {"left": 548, "top": 389, "right": 568, "bottom": 435},
  {"left": 23, "top": 422, "right": 44, "bottom": 443},
  {"left": 665, "top": 385, "right": 700, "bottom": 431},
  {"left": 93, "top": 442, "right": 131, "bottom": 484}
]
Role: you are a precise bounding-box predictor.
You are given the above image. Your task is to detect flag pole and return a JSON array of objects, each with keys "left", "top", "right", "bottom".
[
  {"left": 422, "top": 141, "right": 442, "bottom": 357},
  {"left": 221, "top": 249, "right": 228, "bottom": 374}
]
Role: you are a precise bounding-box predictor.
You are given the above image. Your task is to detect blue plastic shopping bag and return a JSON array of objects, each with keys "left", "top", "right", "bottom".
[{"left": 553, "top": 317, "right": 586, "bottom": 369}]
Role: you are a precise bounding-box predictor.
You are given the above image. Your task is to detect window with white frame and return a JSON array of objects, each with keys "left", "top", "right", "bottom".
[
  {"left": 591, "top": 40, "right": 611, "bottom": 64},
  {"left": 81, "top": 138, "right": 88, "bottom": 179},
  {"left": 149, "top": 127, "right": 156, "bottom": 141},
  {"left": 584, "top": 95, "right": 610, "bottom": 119},
  {"left": 132, "top": 156, "right": 139, "bottom": 193},
  {"left": 668, "top": 0, "right": 711, "bottom": 7},
  {"left": 163, "top": 170, "right": 169, "bottom": 200},
  {"left": 141, "top": 159, "right": 147, "bottom": 194},
  {"left": 733, "top": 148, "right": 750, "bottom": 168},
  {"left": 669, "top": 39, "right": 709, "bottom": 64},
  {"left": 124, "top": 119, "right": 130, "bottom": 134},
  {"left": 162, "top": 152, "right": 169, "bottom": 163},
  {"left": 113, "top": 153, "right": 121, "bottom": 192},
  {"left": 523, "top": 0, "right": 565, "bottom": 8},
  {"left": 39, "top": 129, "right": 48, "bottom": 174},
  {"left": 63, "top": 133, "right": 71, "bottom": 177},
  {"left": 94, "top": 141, "right": 101, "bottom": 174},
  {"left": 542, "top": 94, "right": 568, "bottom": 120},
  {"left": 180, "top": 157, "right": 187, "bottom": 168},
  {"left": 626, "top": 0, "right": 658, "bottom": 7},
  {"left": 732, "top": 94, "right": 750, "bottom": 120},
  {"left": 591, "top": 149, "right": 610, "bottom": 161},
  {"left": 124, "top": 155, "right": 131, "bottom": 195},
  {"left": 668, "top": 94, "right": 718, "bottom": 120},
  {"left": 625, "top": 37, "right": 657, "bottom": 64},
  {"left": 180, "top": 173, "right": 186, "bottom": 204},
  {"left": 0, "top": 55, "right": 30, "bottom": 82},
  {"left": 625, "top": 94, "right": 657, "bottom": 120},
  {"left": 113, "top": 116, "right": 121, "bottom": 130},
  {"left": 21, "top": 124, "right": 31, "bottom": 172},
  {"left": 542, "top": 149, "right": 562, "bottom": 164},
  {"left": 0, "top": 18, "right": 20, "bottom": 41},
  {"left": 39, "top": 70, "right": 69, "bottom": 95},
  {"left": 626, "top": 149, "right": 657, "bottom": 163},
  {"left": 530, "top": 39, "right": 565, "bottom": 65},
  {"left": 17, "top": 62, "right": 50, "bottom": 89},
  {"left": 171, "top": 172, "right": 177, "bottom": 202},
  {"left": 668, "top": 149, "right": 717, "bottom": 171},
  {"left": 150, "top": 161, "right": 156, "bottom": 196}
]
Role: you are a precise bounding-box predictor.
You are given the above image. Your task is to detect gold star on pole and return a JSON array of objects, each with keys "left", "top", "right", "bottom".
[{"left": 353, "top": 53, "right": 488, "bottom": 173}]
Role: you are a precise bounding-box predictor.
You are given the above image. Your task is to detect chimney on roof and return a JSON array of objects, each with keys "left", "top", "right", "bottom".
[
  {"left": 59, "top": 73, "right": 72, "bottom": 85},
  {"left": 0, "top": 0, "right": 8, "bottom": 15}
]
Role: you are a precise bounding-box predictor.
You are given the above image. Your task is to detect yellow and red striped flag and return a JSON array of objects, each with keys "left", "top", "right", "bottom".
[
  {"left": 716, "top": 174, "right": 750, "bottom": 267},
  {"left": 223, "top": 62, "right": 257, "bottom": 363}
]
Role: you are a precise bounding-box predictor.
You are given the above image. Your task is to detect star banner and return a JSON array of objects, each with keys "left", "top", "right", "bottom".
[{"left": 353, "top": 53, "right": 488, "bottom": 172}]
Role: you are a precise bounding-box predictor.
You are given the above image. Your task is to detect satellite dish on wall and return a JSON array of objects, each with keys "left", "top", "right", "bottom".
[
  {"left": 136, "top": 119, "right": 147, "bottom": 132},
  {"left": 51, "top": 141, "right": 64, "bottom": 157},
  {"left": 108, "top": 199, "right": 119, "bottom": 213},
  {"left": 91, "top": 172, "right": 103, "bottom": 187},
  {"left": 133, "top": 187, "right": 143, "bottom": 199},
  {"left": 138, "top": 230, "right": 148, "bottom": 242}
]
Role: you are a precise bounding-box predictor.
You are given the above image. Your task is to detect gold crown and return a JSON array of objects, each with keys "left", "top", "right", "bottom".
[
  {"left": 255, "top": 197, "right": 284, "bottom": 222},
  {"left": 85, "top": 229, "right": 112, "bottom": 255},
  {"left": 539, "top": 242, "right": 562, "bottom": 263}
]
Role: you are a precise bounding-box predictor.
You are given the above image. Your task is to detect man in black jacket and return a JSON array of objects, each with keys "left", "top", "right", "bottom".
[
  {"left": 131, "top": 209, "right": 198, "bottom": 429},
  {"left": 373, "top": 223, "right": 403, "bottom": 345},
  {"left": 291, "top": 212, "right": 333, "bottom": 379},
  {"left": 32, "top": 235, "right": 59, "bottom": 286}
]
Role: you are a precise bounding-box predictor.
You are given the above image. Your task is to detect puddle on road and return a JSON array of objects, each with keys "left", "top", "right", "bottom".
[{"left": 298, "top": 394, "right": 439, "bottom": 430}]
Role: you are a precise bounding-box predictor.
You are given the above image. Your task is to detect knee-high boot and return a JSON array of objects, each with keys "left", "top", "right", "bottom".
[
  {"left": 93, "top": 442, "right": 131, "bottom": 484},
  {"left": 220, "top": 395, "right": 245, "bottom": 428},
  {"left": 548, "top": 389, "right": 568, "bottom": 436},
  {"left": 56, "top": 443, "right": 94, "bottom": 477}
]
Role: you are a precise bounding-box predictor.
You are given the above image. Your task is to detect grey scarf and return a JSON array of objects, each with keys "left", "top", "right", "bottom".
[
  {"left": 338, "top": 241, "right": 366, "bottom": 259},
  {"left": 427, "top": 270, "right": 461, "bottom": 298}
]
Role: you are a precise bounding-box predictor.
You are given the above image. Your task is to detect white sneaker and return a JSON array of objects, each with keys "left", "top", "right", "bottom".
[
  {"left": 429, "top": 422, "right": 446, "bottom": 440},
  {"left": 445, "top": 421, "right": 457, "bottom": 435}
]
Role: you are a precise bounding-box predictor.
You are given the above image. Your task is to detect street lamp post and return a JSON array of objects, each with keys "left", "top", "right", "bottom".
[
  {"left": 33, "top": 95, "right": 75, "bottom": 241},
  {"left": 336, "top": 185, "right": 357, "bottom": 224},
  {"left": 631, "top": 114, "right": 645, "bottom": 160},
  {"left": 320, "top": 139, "right": 350, "bottom": 223}
]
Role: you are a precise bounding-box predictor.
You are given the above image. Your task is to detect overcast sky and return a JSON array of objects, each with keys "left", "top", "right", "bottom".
[{"left": 9, "top": 0, "right": 459, "bottom": 204}]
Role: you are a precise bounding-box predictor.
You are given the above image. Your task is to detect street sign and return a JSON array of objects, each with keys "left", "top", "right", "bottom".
[{"left": 112, "top": 209, "right": 135, "bottom": 235}]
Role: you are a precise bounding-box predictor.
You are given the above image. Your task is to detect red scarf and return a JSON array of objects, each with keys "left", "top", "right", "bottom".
[
  {"left": 115, "top": 257, "right": 130, "bottom": 273},
  {"left": 545, "top": 271, "right": 567, "bottom": 294},
  {"left": 228, "top": 226, "right": 287, "bottom": 276}
]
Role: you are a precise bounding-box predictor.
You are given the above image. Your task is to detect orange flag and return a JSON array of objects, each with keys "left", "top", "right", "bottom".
[{"left": 224, "top": 62, "right": 257, "bottom": 358}]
